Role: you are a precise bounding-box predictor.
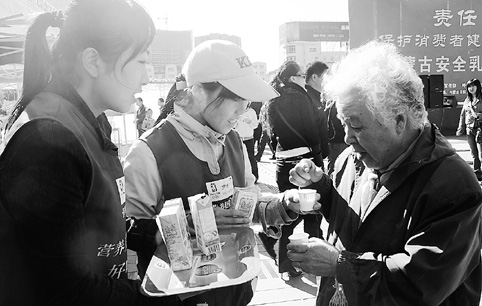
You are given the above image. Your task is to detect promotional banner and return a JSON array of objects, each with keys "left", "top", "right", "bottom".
[{"left": 349, "top": 0, "right": 482, "bottom": 103}]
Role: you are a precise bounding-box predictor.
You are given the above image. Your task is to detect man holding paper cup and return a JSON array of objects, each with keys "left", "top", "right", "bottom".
[{"left": 287, "top": 41, "right": 481, "bottom": 306}]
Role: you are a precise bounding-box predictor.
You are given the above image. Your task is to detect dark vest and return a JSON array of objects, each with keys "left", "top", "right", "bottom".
[
  {"left": 142, "top": 121, "right": 245, "bottom": 210},
  {"left": 25, "top": 92, "right": 127, "bottom": 279}
]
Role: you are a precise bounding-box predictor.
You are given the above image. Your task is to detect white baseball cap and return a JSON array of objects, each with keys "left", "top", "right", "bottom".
[{"left": 182, "top": 40, "right": 279, "bottom": 102}]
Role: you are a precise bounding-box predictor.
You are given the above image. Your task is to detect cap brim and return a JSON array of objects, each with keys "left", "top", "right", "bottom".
[{"left": 218, "top": 74, "right": 279, "bottom": 102}]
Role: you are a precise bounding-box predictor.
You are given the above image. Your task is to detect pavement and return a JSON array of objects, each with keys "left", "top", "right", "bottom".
[{"left": 122, "top": 134, "right": 479, "bottom": 306}]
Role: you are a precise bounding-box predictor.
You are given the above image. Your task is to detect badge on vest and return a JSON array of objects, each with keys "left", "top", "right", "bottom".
[
  {"left": 116, "top": 176, "right": 126, "bottom": 205},
  {"left": 205, "top": 176, "right": 234, "bottom": 209}
]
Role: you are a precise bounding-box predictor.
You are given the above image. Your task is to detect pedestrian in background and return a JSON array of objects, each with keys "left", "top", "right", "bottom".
[
  {"left": 324, "top": 100, "right": 348, "bottom": 176},
  {"left": 141, "top": 108, "right": 155, "bottom": 133},
  {"left": 288, "top": 40, "right": 481, "bottom": 306},
  {"left": 456, "top": 78, "right": 482, "bottom": 181},
  {"left": 134, "top": 97, "right": 146, "bottom": 137},
  {"left": 262, "top": 60, "right": 324, "bottom": 278},
  {"left": 157, "top": 97, "right": 165, "bottom": 114},
  {"left": 257, "top": 102, "right": 277, "bottom": 161},
  {"left": 251, "top": 101, "right": 263, "bottom": 159},
  {"left": 305, "top": 61, "right": 330, "bottom": 170},
  {"left": 0, "top": 0, "right": 180, "bottom": 305}
]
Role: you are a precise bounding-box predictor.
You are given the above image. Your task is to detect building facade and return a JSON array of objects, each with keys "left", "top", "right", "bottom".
[
  {"left": 279, "top": 21, "right": 349, "bottom": 68},
  {"left": 149, "top": 29, "right": 193, "bottom": 83},
  {"left": 252, "top": 61, "right": 270, "bottom": 83}
]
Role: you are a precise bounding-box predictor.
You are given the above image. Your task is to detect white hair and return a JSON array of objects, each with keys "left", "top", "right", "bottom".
[{"left": 323, "top": 40, "right": 428, "bottom": 129}]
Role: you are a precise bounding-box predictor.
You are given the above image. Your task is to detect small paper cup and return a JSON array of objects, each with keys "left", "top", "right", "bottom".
[
  {"left": 288, "top": 232, "right": 309, "bottom": 273},
  {"left": 288, "top": 232, "right": 309, "bottom": 245},
  {"left": 297, "top": 189, "right": 316, "bottom": 211}
]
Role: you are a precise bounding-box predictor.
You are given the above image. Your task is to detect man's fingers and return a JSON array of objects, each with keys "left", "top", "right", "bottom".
[
  {"left": 287, "top": 242, "right": 308, "bottom": 252},
  {"left": 289, "top": 170, "right": 311, "bottom": 187},
  {"left": 218, "top": 223, "right": 250, "bottom": 229}
]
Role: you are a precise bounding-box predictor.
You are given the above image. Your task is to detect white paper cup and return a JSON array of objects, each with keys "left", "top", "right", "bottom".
[
  {"left": 288, "top": 232, "right": 309, "bottom": 245},
  {"left": 288, "top": 232, "right": 309, "bottom": 273},
  {"left": 297, "top": 189, "right": 316, "bottom": 211}
]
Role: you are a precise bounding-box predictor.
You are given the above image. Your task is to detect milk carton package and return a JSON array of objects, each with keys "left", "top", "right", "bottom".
[
  {"left": 156, "top": 198, "right": 193, "bottom": 271},
  {"left": 188, "top": 193, "right": 222, "bottom": 255},
  {"left": 232, "top": 186, "right": 259, "bottom": 220}
]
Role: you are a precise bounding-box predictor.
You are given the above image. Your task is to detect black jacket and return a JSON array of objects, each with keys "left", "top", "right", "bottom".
[
  {"left": 306, "top": 85, "right": 330, "bottom": 158},
  {"left": 266, "top": 82, "right": 323, "bottom": 166}
]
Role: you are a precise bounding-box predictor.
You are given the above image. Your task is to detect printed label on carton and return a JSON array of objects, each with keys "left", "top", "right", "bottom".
[
  {"left": 156, "top": 198, "right": 193, "bottom": 271},
  {"left": 205, "top": 176, "right": 234, "bottom": 209},
  {"left": 188, "top": 193, "right": 222, "bottom": 255},
  {"left": 232, "top": 186, "right": 259, "bottom": 220}
]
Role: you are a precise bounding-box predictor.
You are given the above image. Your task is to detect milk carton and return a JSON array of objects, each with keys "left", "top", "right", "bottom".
[
  {"left": 156, "top": 198, "right": 193, "bottom": 271},
  {"left": 188, "top": 193, "right": 221, "bottom": 256},
  {"left": 232, "top": 186, "right": 259, "bottom": 220}
]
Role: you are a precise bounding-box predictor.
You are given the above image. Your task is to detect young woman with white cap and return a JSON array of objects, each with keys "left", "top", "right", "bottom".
[{"left": 124, "top": 40, "right": 310, "bottom": 305}]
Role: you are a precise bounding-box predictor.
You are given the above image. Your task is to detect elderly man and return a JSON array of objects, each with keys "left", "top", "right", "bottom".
[{"left": 288, "top": 41, "right": 481, "bottom": 306}]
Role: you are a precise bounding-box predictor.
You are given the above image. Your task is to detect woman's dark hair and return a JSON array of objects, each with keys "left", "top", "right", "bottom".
[
  {"left": 261, "top": 61, "right": 302, "bottom": 134},
  {"left": 466, "top": 78, "right": 482, "bottom": 102},
  {"left": 155, "top": 74, "right": 187, "bottom": 124},
  {"left": 269, "top": 61, "right": 301, "bottom": 92},
  {"left": 7, "top": 0, "right": 155, "bottom": 130}
]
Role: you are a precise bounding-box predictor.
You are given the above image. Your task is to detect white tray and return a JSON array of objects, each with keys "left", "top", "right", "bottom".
[{"left": 141, "top": 227, "right": 261, "bottom": 297}]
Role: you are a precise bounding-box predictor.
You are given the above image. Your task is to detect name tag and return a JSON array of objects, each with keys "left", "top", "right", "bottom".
[
  {"left": 205, "top": 176, "right": 234, "bottom": 209},
  {"left": 116, "top": 176, "right": 126, "bottom": 205}
]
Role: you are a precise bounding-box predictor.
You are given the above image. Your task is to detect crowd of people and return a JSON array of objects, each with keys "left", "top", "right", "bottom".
[{"left": 0, "top": 1, "right": 480, "bottom": 306}]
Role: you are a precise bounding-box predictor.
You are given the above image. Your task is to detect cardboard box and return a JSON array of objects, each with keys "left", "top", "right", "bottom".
[
  {"left": 156, "top": 198, "right": 193, "bottom": 271},
  {"left": 232, "top": 186, "right": 258, "bottom": 220},
  {"left": 188, "top": 193, "right": 221, "bottom": 255}
]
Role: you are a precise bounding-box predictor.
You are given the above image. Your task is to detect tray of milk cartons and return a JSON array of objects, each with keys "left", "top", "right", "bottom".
[{"left": 141, "top": 190, "right": 261, "bottom": 297}]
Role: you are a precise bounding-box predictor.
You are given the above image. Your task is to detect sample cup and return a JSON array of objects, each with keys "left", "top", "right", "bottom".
[
  {"left": 297, "top": 189, "right": 317, "bottom": 211},
  {"left": 288, "top": 232, "right": 309, "bottom": 245},
  {"left": 288, "top": 232, "right": 309, "bottom": 272}
]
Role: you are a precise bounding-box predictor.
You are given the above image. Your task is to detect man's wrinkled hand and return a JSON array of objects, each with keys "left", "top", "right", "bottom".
[
  {"left": 289, "top": 159, "right": 324, "bottom": 187},
  {"left": 287, "top": 238, "right": 339, "bottom": 277}
]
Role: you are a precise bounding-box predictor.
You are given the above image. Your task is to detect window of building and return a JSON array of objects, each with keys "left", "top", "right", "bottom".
[
  {"left": 286, "top": 45, "right": 296, "bottom": 54},
  {"left": 310, "top": 48, "right": 317, "bottom": 52}
]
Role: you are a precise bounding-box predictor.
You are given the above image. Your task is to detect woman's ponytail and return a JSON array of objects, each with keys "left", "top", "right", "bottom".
[
  {"left": 6, "top": 11, "right": 63, "bottom": 131},
  {"left": 21, "top": 11, "right": 63, "bottom": 101}
]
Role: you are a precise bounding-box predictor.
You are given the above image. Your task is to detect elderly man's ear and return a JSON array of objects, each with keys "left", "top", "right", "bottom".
[{"left": 395, "top": 114, "right": 408, "bottom": 134}]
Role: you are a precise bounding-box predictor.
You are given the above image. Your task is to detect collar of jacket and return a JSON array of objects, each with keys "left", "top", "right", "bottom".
[
  {"left": 169, "top": 105, "right": 226, "bottom": 146},
  {"left": 280, "top": 82, "right": 307, "bottom": 94},
  {"left": 306, "top": 84, "right": 321, "bottom": 97},
  {"left": 376, "top": 123, "right": 455, "bottom": 189}
]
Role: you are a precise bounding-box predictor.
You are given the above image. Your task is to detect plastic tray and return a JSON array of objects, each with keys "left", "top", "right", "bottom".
[{"left": 141, "top": 227, "right": 261, "bottom": 297}]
